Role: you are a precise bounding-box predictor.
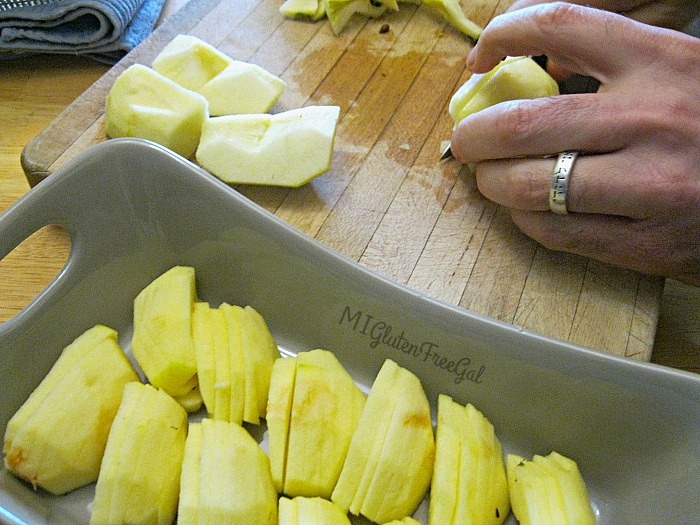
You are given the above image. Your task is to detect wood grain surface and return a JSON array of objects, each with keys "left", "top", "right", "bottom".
[{"left": 10, "top": 0, "right": 684, "bottom": 363}]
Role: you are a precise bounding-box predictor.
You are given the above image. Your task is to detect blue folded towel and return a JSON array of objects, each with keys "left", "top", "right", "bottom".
[{"left": 0, "top": 0, "right": 166, "bottom": 63}]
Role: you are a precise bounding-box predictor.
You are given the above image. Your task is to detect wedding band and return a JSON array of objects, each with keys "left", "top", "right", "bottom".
[{"left": 549, "top": 151, "right": 578, "bottom": 214}]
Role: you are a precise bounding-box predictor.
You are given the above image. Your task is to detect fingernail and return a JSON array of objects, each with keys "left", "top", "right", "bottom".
[{"left": 466, "top": 49, "right": 476, "bottom": 70}]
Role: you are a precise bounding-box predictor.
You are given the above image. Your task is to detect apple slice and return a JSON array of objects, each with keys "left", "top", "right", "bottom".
[
  {"left": 276, "top": 349, "right": 366, "bottom": 498},
  {"left": 219, "top": 303, "right": 246, "bottom": 424},
  {"left": 195, "top": 105, "right": 341, "bottom": 187},
  {"left": 90, "top": 382, "right": 188, "bottom": 525},
  {"left": 152, "top": 34, "right": 233, "bottom": 92},
  {"left": 279, "top": 496, "right": 352, "bottom": 525},
  {"left": 192, "top": 301, "right": 216, "bottom": 414},
  {"left": 507, "top": 451, "right": 596, "bottom": 525},
  {"left": 241, "top": 305, "right": 281, "bottom": 422},
  {"left": 199, "top": 60, "right": 287, "bottom": 116},
  {"left": 105, "top": 64, "right": 208, "bottom": 159},
  {"left": 190, "top": 418, "right": 278, "bottom": 524},
  {"left": 430, "top": 394, "right": 510, "bottom": 525},
  {"left": 266, "top": 355, "right": 298, "bottom": 493},
  {"left": 449, "top": 56, "right": 559, "bottom": 127},
  {"left": 177, "top": 422, "right": 202, "bottom": 525},
  {"left": 332, "top": 359, "right": 435, "bottom": 523},
  {"left": 3, "top": 325, "right": 138, "bottom": 495},
  {"left": 210, "top": 306, "right": 232, "bottom": 421},
  {"left": 131, "top": 266, "right": 199, "bottom": 397}
]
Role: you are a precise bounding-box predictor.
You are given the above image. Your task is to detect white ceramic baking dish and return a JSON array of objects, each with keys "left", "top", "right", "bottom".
[{"left": 1, "top": 139, "right": 699, "bottom": 524}]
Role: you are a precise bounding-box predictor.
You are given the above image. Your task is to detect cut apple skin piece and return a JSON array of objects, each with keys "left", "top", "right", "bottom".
[
  {"left": 284, "top": 349, "right": 365, "bottom": 498},
  {"left": 195, "top": 105, "right": 341, "bottom": 187},
  {"left": 280, "top": 0, "right": 326, "bottom": 20},
  {"left": 131, "top": 266, "right": 199, "bottom": 397},
  {"left": 3, "top": 325, "right": 138, "bottom": 495},
  {"left": 90, "top": 382, "right": 188, "bottom": 525},
  {"left": 422, "top": 0, "right": 483, "bottom": 40},
  {"left": 332, "top": 359, "right": 435, "bottom": 524},
  {"left": 279, "top": 496, "right": 352, "bottom": 525},
  {"left": 152, "top": 34, "right": 233, "bottom": 92},
  {"left": 199, "top": 60, "right": 287, "bottom": 117},
  {"left": 105, "top": 64, "right": 208, "bottom": 159},
  {"left": 507, "top": 451, "right": 596, "bottom": 525},
  {"left": 449, "top": 56, "right": 559, "bottom": 127},
  {"left": 326, "top": 0, "right": 389, "bottom": 35},
  {"left": 430, "top": 394, "right": 509, "bottom": 525},
  {"left": 185, "top": 418, "right": 277, "bottom": 525}
]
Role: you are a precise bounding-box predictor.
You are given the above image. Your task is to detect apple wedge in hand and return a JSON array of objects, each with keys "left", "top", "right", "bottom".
[
  {"left": 3, "top": 325, "right": 138, "bottom": 495},
  {"left": 449, "top": 56, "right": 559, "bottom": 127},
  {"left": 195, "top": 105, "right": 341, "bottom": 187},
  {"left": 332, "top": 359, "right": 435, "bottom": 524}
]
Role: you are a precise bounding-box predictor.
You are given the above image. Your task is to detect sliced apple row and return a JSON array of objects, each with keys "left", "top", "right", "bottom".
[
  {"left": 105, "top": 34, "right": 341, "bottom": 187},
  {"left": 192, "top": 301, "right": 280, "bottom": 425},
  {"left": 3, "top": 264, "right": 596, "bottom": 525},
  {"left": 280, "top": 0, "right": 483, "bottom": 40}
]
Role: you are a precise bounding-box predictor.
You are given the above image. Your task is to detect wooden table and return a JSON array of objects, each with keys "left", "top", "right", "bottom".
[{"left": 1, "top": 0, "right": 698, "bottom": 375}]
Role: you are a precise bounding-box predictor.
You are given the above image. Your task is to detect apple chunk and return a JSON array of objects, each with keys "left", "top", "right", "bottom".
[
  {"left": 195, "top": 105, "right": 341, "bottom": 187},
  {"left": 152, "top": 34, "right": 233, "bottom": 92},
  {"left": 105, "top": 64, "right": 208, "bottom": 159},
  {"left": 199, "top": 61, "right": 287, "bottom": 116}
]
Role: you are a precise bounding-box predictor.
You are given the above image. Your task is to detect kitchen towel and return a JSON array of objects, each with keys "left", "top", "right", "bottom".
[{"left": 0, "top": 0, "right": 166, "bottom": 64}]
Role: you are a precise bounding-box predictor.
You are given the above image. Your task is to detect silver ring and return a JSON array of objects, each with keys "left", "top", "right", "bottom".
[{"left": 549, "top": 151, "right": 578, "bottom": 214}]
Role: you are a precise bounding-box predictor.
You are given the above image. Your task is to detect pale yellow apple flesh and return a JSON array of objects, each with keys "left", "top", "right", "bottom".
[
  {"left": 507, "top": 451, "right": 596, "bottom": 525},
  {"left": 3, "top": 325, "right": 138, "bottom": 495},
  {"left": 332, "top": 359, "right": 435, "bottom": 524},
  {"left": 151, "top": 34, "right": 233, "bottom": 92},
  {"left": 430, "top": 394, "right": 510, "bottom": 525},
  {"left": 131, "top": 265, "right": 199, "bottom": 398},
  {"left": 449, "top": 55, "right": 559, "bottom": 126},
  {"left": 179, "top": 418, "right": 278, "bottom": 525},
  {"left": 89, "top": 382, "right": 187, "bottom": 525},
  {"left": 196, "top": 105, "right": 341, "bottom": 187},
  {"left": 199, "top": 60, "right": 287, "bottom": 116},
  {"left": 279, "top": 496, "right": 351, "bottom": 525},
  {"left": 105, "top": 64, "right": 208, "bottom": 159}
]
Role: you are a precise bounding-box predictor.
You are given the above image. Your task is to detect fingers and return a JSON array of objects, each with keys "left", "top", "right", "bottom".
[
  {"left": 450, "top": 92, "right": 636, "bottom": 163},
  {"left": 507, "top": 209, "right": 697, "bottom": 282},
  {"left": 473, "top": 146, "right": 679, "bottom": 219},
  {"left": 466, "top": 3, "right": 652, "bottom": 80}
]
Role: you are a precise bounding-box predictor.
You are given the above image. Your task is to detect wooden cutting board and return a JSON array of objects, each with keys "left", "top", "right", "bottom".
[{"left": 20, "top": 0, "right": 664, "bottom": 360}]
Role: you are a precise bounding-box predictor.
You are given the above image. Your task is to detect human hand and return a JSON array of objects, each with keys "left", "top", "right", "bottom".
[
  {"left": 504, "top": 0, "right": 700, "bottom": 80},
  {"left": 507, "top": 0, "right": 700, "bottom": 30},
  {"left": 451, "top": 3, "right": 700, "bottom": 286}
]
